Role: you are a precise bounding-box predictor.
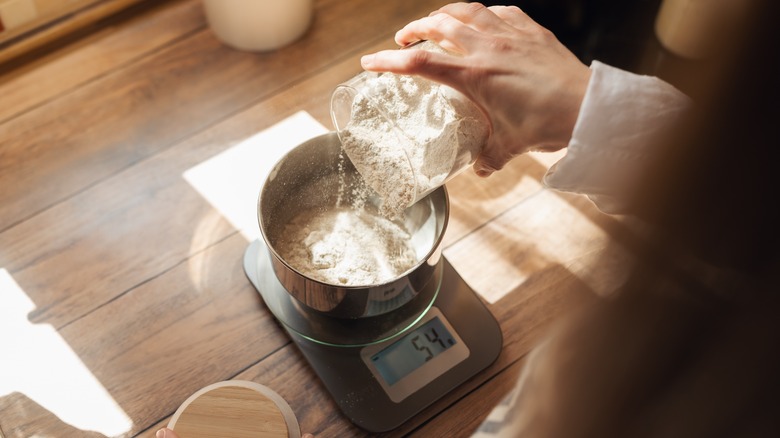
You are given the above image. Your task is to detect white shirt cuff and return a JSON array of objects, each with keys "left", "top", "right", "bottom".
[{"left": 543, "top": 61, "right": 692, "bottom": 214}]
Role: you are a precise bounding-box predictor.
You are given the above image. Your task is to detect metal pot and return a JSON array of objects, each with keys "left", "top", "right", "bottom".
[{"left": 258, "top": 132, "right": 448, "bottom": 319}]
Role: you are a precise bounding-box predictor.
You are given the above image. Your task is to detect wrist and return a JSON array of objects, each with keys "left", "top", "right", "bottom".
[{"left": 555, "top": 64, "right": 592, "bottom": 148}]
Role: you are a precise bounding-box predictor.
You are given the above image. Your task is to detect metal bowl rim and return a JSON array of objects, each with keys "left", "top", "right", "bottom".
[{"left": 257, "top": 133, "right": 450, "bottom": 291}]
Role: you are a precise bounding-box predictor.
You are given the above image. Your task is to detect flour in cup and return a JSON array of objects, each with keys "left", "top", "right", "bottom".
[{"left": 339, "top": 47, "right": 488, "bottom": 218}]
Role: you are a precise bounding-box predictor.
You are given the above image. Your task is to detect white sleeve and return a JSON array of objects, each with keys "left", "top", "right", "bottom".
[
  {"left": 470, "top": 63, "right": 691, "bottom": 438},
  {"left": 542, "top": 61, "right": 692, "bottom": 214}
]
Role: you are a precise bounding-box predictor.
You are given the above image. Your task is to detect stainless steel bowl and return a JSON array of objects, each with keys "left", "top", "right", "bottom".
[{"left": 258, "top": 132, "right": 448, "bottom": 319}]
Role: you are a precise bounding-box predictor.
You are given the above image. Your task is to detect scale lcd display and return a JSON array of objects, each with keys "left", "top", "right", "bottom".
[{"left": 370, "top": 317, "right": 457, "bottom": 386}]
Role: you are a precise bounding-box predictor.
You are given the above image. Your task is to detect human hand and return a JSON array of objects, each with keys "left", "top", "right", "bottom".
[
  {"left": 156, "top": 427, "right": 315, "bottom": 438},
  {"left": 360, "top": 2, "right": 591, "bottom": 177}
]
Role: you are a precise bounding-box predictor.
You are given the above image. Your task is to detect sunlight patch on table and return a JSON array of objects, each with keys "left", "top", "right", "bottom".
[
  {"left": 527, "top": 149, "right": 567, "bottom": 170},
  {"left": 444, "top": 189, "right": 628, "bottom": 304},
  {"left": 0, "top": 269, "right": 132, "bottom": 436},
  {"left": 183, "top": 111, "right": 328, "bottom": 242}
]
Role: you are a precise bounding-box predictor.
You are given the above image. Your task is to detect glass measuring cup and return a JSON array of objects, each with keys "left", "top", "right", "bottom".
[{"left": 330, "top": 41, "right": 489, "bottom": 217}]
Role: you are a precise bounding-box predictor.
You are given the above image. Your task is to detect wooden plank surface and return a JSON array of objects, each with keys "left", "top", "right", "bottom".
[
  {"left": 0, "top": 0, "right": 206, "bottom": 123},
  {"left": 0, "top": 0, "right": 441, "bottom": 232},
  {"left": 0, "top": 0, "right": 152, "bottom": 62},
  {"left": 0, "top": 0, "right": 628, "bottom": 437}
]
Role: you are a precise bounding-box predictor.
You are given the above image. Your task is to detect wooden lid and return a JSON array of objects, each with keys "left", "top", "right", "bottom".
[{"left": 168, "top": 380, "right": 301, "bottom": 438}]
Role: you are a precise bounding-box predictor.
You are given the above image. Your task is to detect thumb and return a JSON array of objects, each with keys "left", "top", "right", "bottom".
[
  {"left": 473, "top": 148, "right": 509, "bottom": 178},
  {"left": 156, "top": 428, "right": 179, "bottom": 438},
  {"left": 472, "top": 157, "right": 495, "bottom": 178}
]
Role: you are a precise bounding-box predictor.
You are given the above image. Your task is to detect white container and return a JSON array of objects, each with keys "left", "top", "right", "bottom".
[
  {"left": 203, "top": 0, "right": 313, "bottom": 52},
  {"left": 331, "top": 41, "right": 489, "bottom": 217}
]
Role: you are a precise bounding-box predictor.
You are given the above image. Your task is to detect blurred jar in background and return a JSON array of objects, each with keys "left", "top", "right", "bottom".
[
  {"left": 202, "top": 0, "right": 313, "bottom": 52},
  {"left": 655, "top": 0, "right": 749, "bottom": 59}
]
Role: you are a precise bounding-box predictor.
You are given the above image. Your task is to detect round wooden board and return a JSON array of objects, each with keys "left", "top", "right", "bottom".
[{"left": 168, "top": 380, "right": 301, "bottom": 438}]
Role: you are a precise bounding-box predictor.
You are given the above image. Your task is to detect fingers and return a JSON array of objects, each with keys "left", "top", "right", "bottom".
[
  {"left": 361, "top": 49, "right": 466, "bottom": 91},
  {"left": 156, "top": 428, "right": 179, "bottom": 438},
  {"left": 394, "top": 12, "right": 482, "bottom": 53},
  {"left": 435, "top": 2, "right": 511, "bottom": 32},
  {"left": 394, "top": 2, "right": 533, "bottom": 54},
  {"left": 487, "top": 5, "right": 532, "bottom": 30},
  {"left": 361, "top": 49, "right": 439, "bottom": 73}
]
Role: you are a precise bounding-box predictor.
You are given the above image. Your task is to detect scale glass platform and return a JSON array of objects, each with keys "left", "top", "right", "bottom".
[{"left": 244, "top": 238, "right": 502, "bottom": 433}]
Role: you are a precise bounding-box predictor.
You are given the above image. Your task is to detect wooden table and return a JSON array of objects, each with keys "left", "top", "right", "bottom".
[{"left": 0, "top": 1, "right": 633, "bottom": 436}]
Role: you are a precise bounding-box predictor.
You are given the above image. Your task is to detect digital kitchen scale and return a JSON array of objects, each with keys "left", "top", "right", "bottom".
[{"left": 243, "top": 238, "right": 502, "bottom": 433}]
